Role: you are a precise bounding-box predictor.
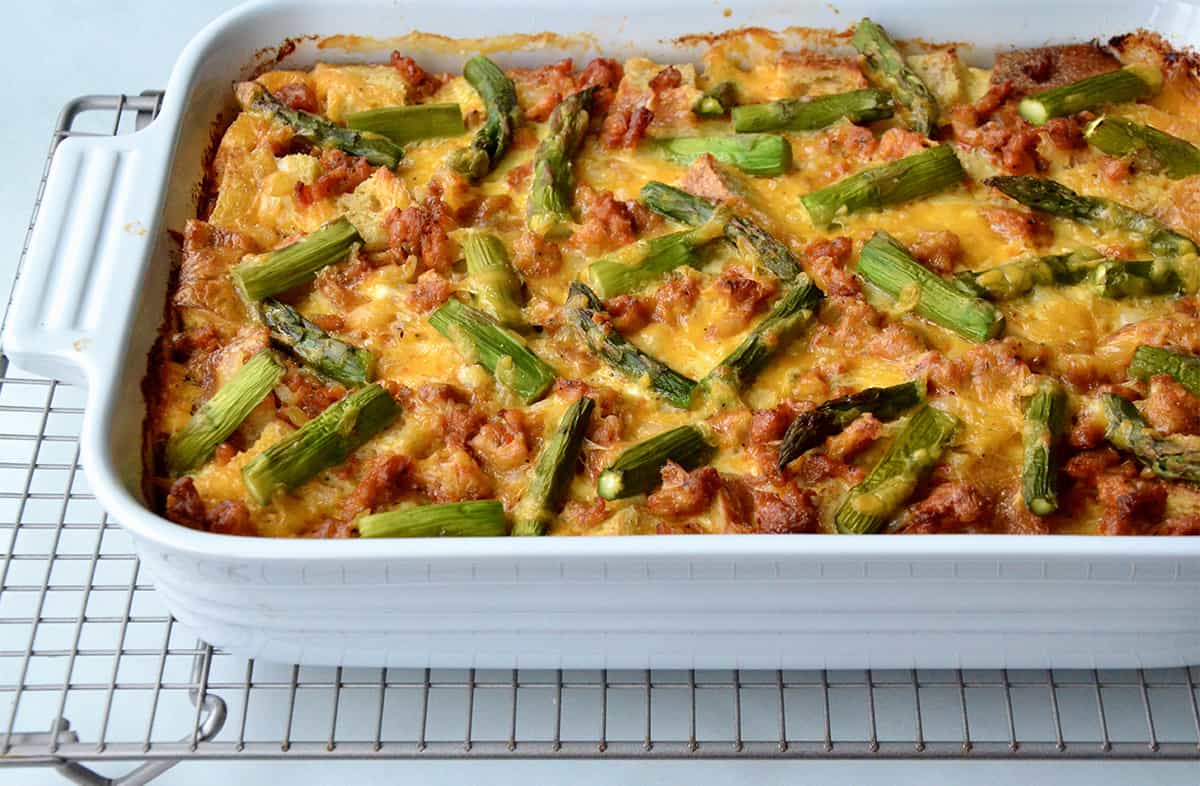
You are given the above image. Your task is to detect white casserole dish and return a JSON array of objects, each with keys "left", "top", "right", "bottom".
[{"left": 6, "top": 0, "right": 1200, "bottom": 669}]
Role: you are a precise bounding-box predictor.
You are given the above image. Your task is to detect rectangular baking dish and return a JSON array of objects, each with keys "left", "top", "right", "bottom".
[{"left": 5, "top": 0, "right": 1200, "bottom": 669}]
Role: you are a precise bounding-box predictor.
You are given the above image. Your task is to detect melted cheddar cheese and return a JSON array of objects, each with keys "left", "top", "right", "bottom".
[{"left": 146, "top": 27, "right": 1200, "bottom": 538}]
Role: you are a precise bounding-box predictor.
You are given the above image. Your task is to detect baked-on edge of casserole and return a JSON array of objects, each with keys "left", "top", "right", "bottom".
[{"left": 144, "top": 23, "right": 1200, "bottom": 538}]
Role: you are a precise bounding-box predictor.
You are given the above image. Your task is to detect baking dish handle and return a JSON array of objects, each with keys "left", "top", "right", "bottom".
[{"left": 2, "top": 127, "right": 171, "bottom": 386}]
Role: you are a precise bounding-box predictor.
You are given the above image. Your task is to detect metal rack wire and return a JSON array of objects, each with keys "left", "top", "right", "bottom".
[{"left": 1, "top": 93, "right": 1199, "bottom": 785}]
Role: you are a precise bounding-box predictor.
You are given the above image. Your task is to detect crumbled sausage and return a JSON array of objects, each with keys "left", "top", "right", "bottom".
[
  {"left": 651, "top": 273, "right": 700, "bottom": 325},
  {"left": 413, "top": 445, "right": 493, "bottom": 502},
  {"left": 1144, "top": 374, "right": 1200, "bottom": 435},
  {"left": 1097, "top": 155, "right": 1133, "bottom": 184},
  {"left": 296, "top": 149, "right": 374, "bottom": 205},
  {"left": 207, "top": 500, "right": 255, "bottom": 537},
  {"left": 385, "top": 197, "right": 457, "bottom": 273},
  {"left": 751, "top": 483, "right": 819, "bottom": 534},
  {"left": 875, "top": 127, "right": 926, "bottom": 162},
  {"left": 576, "top": 57, "right": 623, "bottom": 114},
  {"left": 649, "top": 66, "right": 683, "bottom": 92},
  {"left": 709, "top": 266, "right": 778, "bottom": 336},
  {"left": 562, "top": 498, "right": 609, "bottom": 529},
  {"left": 417, "top": 383, "right": 487, "bottom": 445},
  {"left": 280, "top": 367, "right": 346, "bottom": 419},
  {"left": 390, "top": 52, "right": 443, "bottom": 99},
  {"left": 274, "top": 81, "right": 319, "bottom": 113},
  {"left": 166, "top": 477, "right": 207, "bottom": 529},
  {"left": 571, "top": 185, "right": 644, "bottom": 252},
  {"left": 512, "top": 230, "right": 563, "bottom": 278},
  {"left": 908, "top": 230, "right": 964, "bottom": 274},
  {"left": 903, "top": 482, "right": 991, "bottom": 534},
  {"left": 469, "top": 410, "right": 532, "bottom": 472},
  {"left": 680, "top": 153, "right": 741, "bottom": 204},
  {"left": 750, "top": 405, "right": 794, "bottom": 446},
  {"left": 802, "top": 236, "right": 858, "bottom": 296},
  {"left": 407, "top": 270, "right": 453, "bottom": 313},
  {"left": 600, "top": 104, "right": 653, "bottom": 150},
  {"left": 1043, "top": 116, "right": 1086, "bottom": 150},
  {"left": 646, "top": 461, "right": 722, "bottom": 518},
  {"left": 348, "top": 454, "right": 413, "bottom": 514},
  {"left": 605, "top": 294, "right": 652, "bottom": 333},
  {"left": 1097, "top": 472, "right": 1168, "bottom": 535},
  {"left": 826, "top": 414, "right": 882, "bottom": 461},
  {"left": 552, "top": 378, "right": 623, "bottom": 444},
  {"left": 981, "top": 206, "right": 1054, "bottom": 248}
]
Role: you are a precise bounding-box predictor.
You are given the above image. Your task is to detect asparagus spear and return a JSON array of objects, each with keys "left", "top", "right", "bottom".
[
  {"left": 565, "top": 281, "right": 697, "bottom": 408},
  {"left": 951, "top": 249, "right": 1102, "bottom": 300},
  {"left": 639, "top": 180, "right": 803, "bottom": 281},
  {"left": 1018, "top": 64, "right": 1163, "bottom": 126},
  {"left": 693, "top": 81, "right": 738, "bottom": 118},
  {"left": 234, "top": 82, "right": 403, "bottom": 168},
  {"left": 428, "top": 299, "right": 555, "bottom": 404},
  {"left": 1021, "top": 377, "right": 1068, "bottom": 515},
  {"left": 165, "top": 350, "right": 285, "bottom": 475},
  {"left": 852, "top": 18, "right": 939, "bottom": 136},
  {"left": 232, "top": 217, "right": 363, "bottom": 301},
  {"left": 1086, "top": 258, "right": 1186, "bottom": 299},
  {"left": 358, "top": 500, "right": 508, "bottom": 538},
  {"left": 528, "top": 87, "right": 596, "bottom": 236},
  {"left": 512, "top": 396, "right": 595, "bottom": 536},
  {"left": 658, "top": 134, "right": 792, "bottom": 176},
  {"left": 446, "top": 55, "right": 521, "bottom": 180},
  {"left": 463, "top": 231, "right": 525, "bottom": 329},
  {"left": 703, "top": 275, "right": 824, "bottom": 394},
  {"left": 984, "top": 175, "right": 1198, "bottom": 257},
  {"left": 731, "top": 88, "right": 894, "bottom": 133},
  {"left": 834, "top": 405, "right": 960, "bottom": 534},
  {"left": 1128, "top": 345, "right": 1200, "bottom": 397},
  {"left": 801, "top": 144, "right": 964, "bottom": 227},
  {"left": 261, "top": 299, "right": 374, "bottom": 386},
  {"left": 242, "top": 383, "right": 400, "bottom": 504},
  {"left": 1101, "top": 392, "right": 1200, "bottom": 483},
  {"left": 856, "top": 231, "right": 1005, "bottom": 343},
  {"left": 344, "top": 103, "right": 466, "bottom": 144},
  {"left": 587, "top": 218, "right": 728, "bottom": 298},
  {"left": 1084, "top": 116, "right": 1200, "bottom": 179},
  {"left": 596, "top": 425, "right": 715, "bottom": 500},
  {"left": 776, "top": 381, "right": 925, "bottom": 470}
]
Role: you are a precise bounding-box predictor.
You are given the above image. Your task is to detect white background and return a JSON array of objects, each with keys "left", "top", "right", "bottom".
[{"left": 1, "top": 2, "right": 1198, "bottom": 783}]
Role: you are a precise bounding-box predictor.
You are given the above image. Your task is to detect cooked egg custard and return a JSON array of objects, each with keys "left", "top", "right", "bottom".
[{"left": 145, "top": 25, "right": 1200, "bottom": 537}]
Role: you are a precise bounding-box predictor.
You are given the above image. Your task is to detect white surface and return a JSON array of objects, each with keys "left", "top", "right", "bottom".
[{"left": 2, "top": 1, "right": 1199, "bottom": 783}]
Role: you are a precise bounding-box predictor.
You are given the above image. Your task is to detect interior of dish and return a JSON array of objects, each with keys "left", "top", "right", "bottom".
[{"left": 143, "top": 23, "right": 1200, "bottom": 538}]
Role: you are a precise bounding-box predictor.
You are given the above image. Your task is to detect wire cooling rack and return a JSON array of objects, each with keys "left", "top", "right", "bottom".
[{"left": 2, "top": 94, "right": 1200, "bottom": 785}]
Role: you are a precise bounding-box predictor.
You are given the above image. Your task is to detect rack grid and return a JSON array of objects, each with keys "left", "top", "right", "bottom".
[{"left": 1, "top": 93, "right": 1199, "bottom": 785}]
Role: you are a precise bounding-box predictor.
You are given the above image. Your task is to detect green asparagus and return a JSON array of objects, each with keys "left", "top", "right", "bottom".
[
  {"left": 1018, "top": 64, "right": 1163, "bottom": 126},
  {"left": 261, "top": 299, "right": 374, "bottom": 386},
  {"left": 801, "top": 144, "right": 964, "bottom": 227},
  {"left": 639, "top": 180, "right": 803, "bottom": 281},
  {"left": 1086, "top": 258, "right": 1187, "bottom": 299},
  {"left": 1021, "top": 377, "right": 1068, "bottom": 515},
  {"left": 1128, "top": 345, "right": 1200, "bottom": 396},
  {"left": 703, "top": 275, "right": 824, "bottom": 394},
  {"left": 165, "top": 350, "right": 285, "bottom": 475},
  {"left": 428, "top": 299, "right": 556, "bottom": 404},
  {"left": 951, "top": 249, "right": 1102, "bottom": 300},
  {"left": 463, "top": 231, "right": 525, "bottom": 328},
  {"left": 241, "top": 383, "right": 400, "bottom": 504},
  {"left": 597, "top": 425, "right": 715, "bottom": 500},
  {"left": 344, "top": 103, "right": 466, "bottom": 144},
  {"left": 984, "top": 175, "right": 1198, "bottom": 257},
  {"left": 358, "top": 500, "right": 508, "bottom": 538},
  {"left": 446, "top": 55, "right": 521, "bottom": 180},
  {"left": 856, "top": 231, "right": 1005, "bottom": 343},
  {"left": 658, "top": 134, "right": 792, "bottom": 176},
  {"left": 235, "top": 82, "right": 403, "bottom": 168},
  {"left": 834, "top": 405, "right": 960, "bottom": 534},
  {"left": 512, "top": 396, "right": 595, "bottom": 536},
  {"left": 1101, "top": 392, "right": 1200, "bottom": 483},
  {"left": 528, "top": 87, "right": 596, "bottom": 236},
  {"left": 731, "top": 88, "right": 893, "bottom": 133},
  {"left": 587, "top": 218, "right": 728, "bottom": 298},
  {"left": 693, "top": 81, "right": 738, "bottom": 118},
  {"left": 1084, "top": 116, "right": 1200, "bottom": 179},
  {"left": 776, "top": 381, "right": 925, "bottom": 470},
  {"left": 565, "top": 281, "right": 698, "bottom": 408},
  {"left": 852, "top": 18, "right": 939, "bottom": 135},
  {"left": 232, "top": 217, "right": 363, "bottom": 301}
]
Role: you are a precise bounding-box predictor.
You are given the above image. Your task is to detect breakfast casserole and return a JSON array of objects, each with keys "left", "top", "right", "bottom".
[{"left": 145, "top": 21, "right": 1200, "bottom": 538}]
